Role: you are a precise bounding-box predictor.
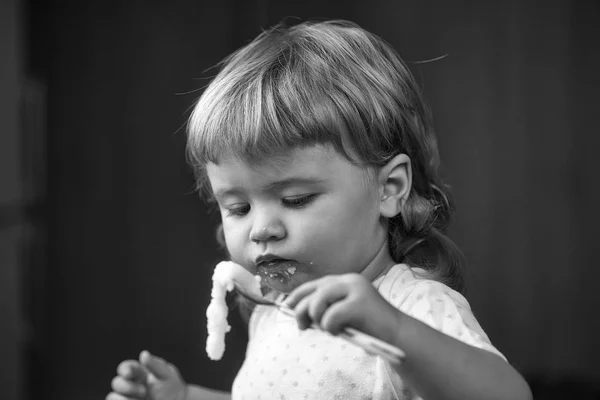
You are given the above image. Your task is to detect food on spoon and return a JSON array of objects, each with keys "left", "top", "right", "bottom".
[{"left": 205, "top": 261, "right": 261, "bottom": 360}]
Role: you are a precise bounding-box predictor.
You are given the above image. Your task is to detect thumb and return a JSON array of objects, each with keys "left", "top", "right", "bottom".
[{"left": 139, "top": 350, "right": 173, "bottom": 381}]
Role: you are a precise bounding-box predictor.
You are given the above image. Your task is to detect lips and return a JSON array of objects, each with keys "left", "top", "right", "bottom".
[
  {"left": 256, "top": 259, "right": 295, "bottom": 276},
  {"left": 255, "top": 254, "right": 293, "bottom": 270},
  {"left": 258, "top": 259, "right": 294, "bottom": 271}
]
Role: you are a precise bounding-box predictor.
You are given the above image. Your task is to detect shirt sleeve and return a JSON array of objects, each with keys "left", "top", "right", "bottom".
[{"left": 389, "top": 279, "right": 507, "bottom": 361}]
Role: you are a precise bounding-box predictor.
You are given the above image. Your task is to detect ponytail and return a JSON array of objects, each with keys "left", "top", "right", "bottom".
[{"left": 389, "top": 182, "right": 465, "bottom": 293}]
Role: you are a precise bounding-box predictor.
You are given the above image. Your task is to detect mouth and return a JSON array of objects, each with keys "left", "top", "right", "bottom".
[{"left": 254, "top": 257, "right": 301, "bottom": 287}]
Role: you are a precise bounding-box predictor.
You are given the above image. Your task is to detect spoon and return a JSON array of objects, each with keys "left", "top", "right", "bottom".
[{"left": 233, "top": 283, "right": 406, "bottom": 364}]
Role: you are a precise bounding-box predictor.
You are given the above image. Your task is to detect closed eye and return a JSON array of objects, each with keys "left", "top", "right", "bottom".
[
  {"left": 225, "top": 204, "right": 250, "bottom": 217},
  {"left": 282, "top": 194, "right": 318, "bottom": 209}
]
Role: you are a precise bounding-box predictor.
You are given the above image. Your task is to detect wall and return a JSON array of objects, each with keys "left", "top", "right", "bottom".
[
  {"left": 23, "top": 0, "right": 600, "bottom": 398},
  {"left": 0, "top": 0, "right": 23, "bottom": 399}
]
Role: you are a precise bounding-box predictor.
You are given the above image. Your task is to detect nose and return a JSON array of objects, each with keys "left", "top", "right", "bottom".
[{"left": 249, "top": 209, "right": 286, "bottom": 243}]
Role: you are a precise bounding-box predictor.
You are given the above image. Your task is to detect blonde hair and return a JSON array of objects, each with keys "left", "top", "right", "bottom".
[{"left": 187, "top": 20, "right": 465, "bottom": 292}]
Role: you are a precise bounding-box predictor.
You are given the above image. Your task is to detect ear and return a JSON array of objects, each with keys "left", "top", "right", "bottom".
[{"left": 378, "top": 153, "right": 412, "bottom": 218}]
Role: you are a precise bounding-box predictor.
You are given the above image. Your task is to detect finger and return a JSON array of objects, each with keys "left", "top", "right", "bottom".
[
  {"left": 320, "top": 300, "right": 355, "bottom": 335},
  {"left": 111, "top": 376, "right": 147, "bottom": 398},
  {"left": 306, "top": 284, "right": 349, "bottom": 327},
  {"left": 291, "top": 277, "right": 348, "bottom": 329},
  {"left": 293, "top": 295, "right": 314, "bottom": 330},
  {"left": 117, "top": 360, "right": 147, "bottom": 382},
  {"left": 140, "top": 350, "right": 172, "bottom": 381},
  {"left": 106, "top": 392, "right": 134, "bottom": 400},
  {"left": 283, "top": 277, "right": 326, "bottom": 308}
]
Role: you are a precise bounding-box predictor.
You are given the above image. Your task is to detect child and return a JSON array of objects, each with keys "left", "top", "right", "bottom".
[{"left": 106, "top": 20, "right": 532, "bottom": 400}]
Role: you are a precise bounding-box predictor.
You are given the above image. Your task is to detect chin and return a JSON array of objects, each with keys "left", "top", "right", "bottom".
[{"left": 260, "top": 272, "right": 306, "bottom": 295}]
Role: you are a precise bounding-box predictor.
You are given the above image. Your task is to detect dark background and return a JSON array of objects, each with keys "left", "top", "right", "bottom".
[{"left": 1, "top": 0, "right": 599, "bottom": 399}]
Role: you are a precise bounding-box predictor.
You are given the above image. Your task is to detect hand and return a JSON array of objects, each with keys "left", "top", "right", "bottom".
[
  {"left": 284, "top": 273, "right": 403, "bottom": 345},
  {"left": 106, "top": 350, "right": 188, "bottom": 400}
]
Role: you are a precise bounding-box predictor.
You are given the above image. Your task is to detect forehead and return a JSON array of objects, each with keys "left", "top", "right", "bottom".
[{"left": 206, "top": 144, "right": 374, "bottom": 195}]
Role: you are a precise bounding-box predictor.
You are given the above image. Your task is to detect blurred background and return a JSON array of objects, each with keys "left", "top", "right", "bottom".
[{"left": 1, "top": 0, "right": 599, "bottom": 399}]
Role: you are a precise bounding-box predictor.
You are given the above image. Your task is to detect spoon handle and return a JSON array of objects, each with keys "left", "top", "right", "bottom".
[
  {"left": 339, "top": 327, "right": 405, "bottom": 364},
  {"left": 276, "top": 302, "right": 405, "bottom": 364}
]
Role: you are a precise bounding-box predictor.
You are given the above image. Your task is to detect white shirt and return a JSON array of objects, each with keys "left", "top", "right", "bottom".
[{"left": 231, "top": 264, "right": 505, "bottom": 399}]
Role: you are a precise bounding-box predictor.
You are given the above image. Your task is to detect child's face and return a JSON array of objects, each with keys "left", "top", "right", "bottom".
[{"left": 206, "top": 144, "right": 392, "bottom": 293}]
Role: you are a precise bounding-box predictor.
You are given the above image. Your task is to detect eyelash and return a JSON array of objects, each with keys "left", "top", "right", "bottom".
[
  {"left": 224, "top": 194, "right": 317, "bottom": 217},
  {"left": 226, "top": 205, "right": 250, "bottom": 217},
  {"left": 282, "top": 194, "right": 317, "bottom": 208}
]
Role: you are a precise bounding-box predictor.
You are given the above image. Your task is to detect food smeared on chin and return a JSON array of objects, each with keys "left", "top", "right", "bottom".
[
  {"left": 256, "top": 259, "right": 298, "bottom": 283},
  {"left": 205, "top": 261, "right": 261, "bottom": 361}
]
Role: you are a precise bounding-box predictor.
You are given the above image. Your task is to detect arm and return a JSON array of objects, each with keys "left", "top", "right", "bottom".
[
  {"left": 389, "top": 310, "right": 532, "bottom": 400},
  {"left": 285, "top": 274, "right": 532, "bottom": 400}
]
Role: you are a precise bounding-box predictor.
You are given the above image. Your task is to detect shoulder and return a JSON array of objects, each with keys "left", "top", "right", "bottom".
[
  {"left": 376, "top": 263, "right": 468, "bottom": 311},
  {"left": 377, "top": 264, "right": 506, "bottom": 360}
]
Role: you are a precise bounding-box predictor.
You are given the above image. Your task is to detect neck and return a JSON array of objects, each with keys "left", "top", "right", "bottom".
[{"left": 360, "top": 239, "right": 395, "bottom": 282}]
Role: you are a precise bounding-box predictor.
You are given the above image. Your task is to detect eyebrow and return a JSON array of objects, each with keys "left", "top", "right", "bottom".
[{"left": 213, "top": 177, "right": 327, "bottom": 199}]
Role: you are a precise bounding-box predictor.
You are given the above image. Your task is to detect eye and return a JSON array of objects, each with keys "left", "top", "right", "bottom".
[
  {"left": 225, "top": 204, "right": 250, "bottom": 217},
  {"left": 282, "top": 194, "right": 317, "bottom": 209}
]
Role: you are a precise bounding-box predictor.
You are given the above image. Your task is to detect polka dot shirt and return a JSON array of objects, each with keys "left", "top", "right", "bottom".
[{"left": 231, "top": 264, "right": 505, "bottom": 399}]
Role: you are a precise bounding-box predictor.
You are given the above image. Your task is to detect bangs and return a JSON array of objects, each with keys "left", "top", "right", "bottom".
[{"left": 187, "top": 42, "right": 354, "bottom": 170}]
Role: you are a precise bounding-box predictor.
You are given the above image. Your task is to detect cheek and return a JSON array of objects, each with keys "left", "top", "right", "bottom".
[
  {"left": 221, "top": 220, "right": 246, "bottom": 256},
  {"left": 331, "top": 197, "right": 378, "bottom": 229},
  {"left": 291, "top": 215, "right": 340, "bottom": 256}
]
